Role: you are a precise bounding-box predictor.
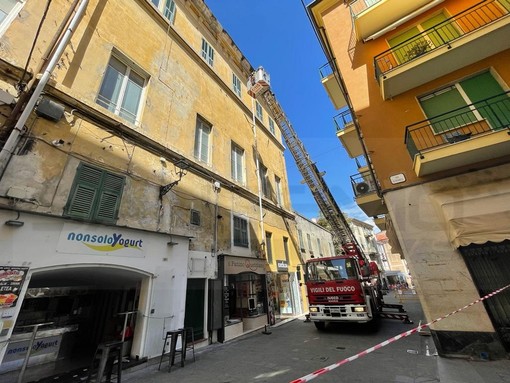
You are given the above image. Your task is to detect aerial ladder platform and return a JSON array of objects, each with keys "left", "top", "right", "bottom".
[{"left": 247, "top": 67, "right": 412, "bottom": 324}]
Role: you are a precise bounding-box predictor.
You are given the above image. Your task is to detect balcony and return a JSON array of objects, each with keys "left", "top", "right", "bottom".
[
  {"left": 319, "top": 61, "right": 347, "bottom": 110},
  {"left": 373, "top": 216, "right": 386, "bottom": 231},
  {"left": 405, "top": 91, "right": 510, "bottom": 177},
  {"left": 350, "top": 171, "right": 388, "bottom": 217},
  {"left": 374, "top": 0, "right": 510, "bottom": 100},
  {"left": 334, "top": 109, "right": 363, "bottom": 158},
  {"left": 350, "top": 0, "right": 437, "bottom": 41}
]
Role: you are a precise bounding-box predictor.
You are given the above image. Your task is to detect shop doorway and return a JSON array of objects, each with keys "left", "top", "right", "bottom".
[
  {"left": 184, "top": 278, "right": 205, "bottom": 341},
  {"left": 460, "top": 240, "right": 510, "bottom": 351},
  {"left": 4, "top": 266, "right": 146, "bottom": 380}
]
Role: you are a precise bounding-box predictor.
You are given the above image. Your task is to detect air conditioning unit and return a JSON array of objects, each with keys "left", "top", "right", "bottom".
[{"left": 355, "top": 182, "right": 370, "bottom": 195}]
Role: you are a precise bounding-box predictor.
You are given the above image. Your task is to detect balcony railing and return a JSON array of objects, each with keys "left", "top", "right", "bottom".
[
  {"left": 405, "top": 91, "right": 510, "bottom": 159},
  {"left": 374, "top": 0, "right": 510, "bottom": 79},
  {"left": 350, "top": 170, "right": 378, "bottom": 197},
  {"left": 319, "top": 61, "right": 334, "bottom": 81},
  {"left": 333, "top": 109, "right": 354, "bottom": 132},
  {"left": 350, "top": 0, "right": 382, "bottom": 17}
]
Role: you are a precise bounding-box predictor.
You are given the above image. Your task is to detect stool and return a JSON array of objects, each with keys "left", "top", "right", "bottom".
[
  {"left": 158, "top": 329, "right": 186, "bottom": 372},
  {"left": 183, "top": 327, "right": 196, "bottom": 363},
  {"left": 86, "top": 341, "right": 123, "bottom": 383}
]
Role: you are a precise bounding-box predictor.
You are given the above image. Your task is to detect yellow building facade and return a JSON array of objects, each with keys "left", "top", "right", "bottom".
[
  {"left": 0, "top": 0, "right": 303, "bottom": 375},
  {"left": 308, "top": 0, "right": 510, "bottom": 358}
]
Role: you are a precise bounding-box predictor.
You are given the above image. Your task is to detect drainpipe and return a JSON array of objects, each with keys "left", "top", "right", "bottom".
[{"left": 0, "top": 0, "right": 89, "bottom": 178}]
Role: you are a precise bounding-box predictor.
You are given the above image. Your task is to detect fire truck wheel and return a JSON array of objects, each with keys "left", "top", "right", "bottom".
[{"left": 314, "top": 321, "right": 326, "bottom": 331}]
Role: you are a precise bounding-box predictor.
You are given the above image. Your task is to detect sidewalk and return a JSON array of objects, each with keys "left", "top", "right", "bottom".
[{"left": 437, "top": 356, "right": 510, "bottom": 383}]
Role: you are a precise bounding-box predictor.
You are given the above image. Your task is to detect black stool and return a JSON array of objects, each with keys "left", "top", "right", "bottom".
[
  {"left": 86, "top": 341, "right": 123, "bottom": 383},
  {"left": 158, "top": 329, "right": 186, "bottom": 372}
]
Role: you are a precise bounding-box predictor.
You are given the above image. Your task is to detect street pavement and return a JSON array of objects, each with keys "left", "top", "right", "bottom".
[{"left": 120, "top": 294, "right": 510, "bottom": 383}]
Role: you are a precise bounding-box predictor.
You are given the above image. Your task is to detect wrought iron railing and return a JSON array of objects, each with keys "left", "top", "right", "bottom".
[
  {"left": 333, "top": 109, "right": 354, "bottom": 132},
  {"left": 404, "top": 91, "right": 510, "bottom": 159},
  {"left": 374, "top": 0, "right": 510, "bottom": 79},
  {"left": 319, "top": 61, "right": 335, "bottom": 81}
]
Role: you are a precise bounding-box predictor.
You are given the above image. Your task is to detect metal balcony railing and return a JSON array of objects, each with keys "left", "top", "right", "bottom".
[
  {"left": 333, "top": 109, "right": 354, "bottom": 132},
  {"left": 319, "top": 61, "right": 335, "bottom": 81},
  {"left": 350, "top": 0, "right": 382, "bottom": 17},
  {"left": 374, "top": 0, "right": 510, "bottom": 79},
  {"left": 404, "top": 91, "right": 510, "bottom": 158},
  {"left": 350, "top": 170, "right": 378, "bottom": 197}
]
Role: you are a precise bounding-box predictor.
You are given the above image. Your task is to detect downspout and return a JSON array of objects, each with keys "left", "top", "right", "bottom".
[{"left": 0, "top": 0, "right": 89, "bottom": 178}]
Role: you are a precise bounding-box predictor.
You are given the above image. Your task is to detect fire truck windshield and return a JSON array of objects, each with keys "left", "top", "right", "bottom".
[{"left": 306, "top": 258, "right": 358, "bottom": 282}]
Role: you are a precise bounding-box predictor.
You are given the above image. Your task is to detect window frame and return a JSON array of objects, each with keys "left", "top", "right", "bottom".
[
  {"left": 64, "top": 162, "right": 125, "bottom": 224},
  {"left": 298, "top": 230, "right": 305, "bottom": 252},
  {"left": 194, "top": 116, "right": 211, "bottom": 164},
  {"left": 255, "top": 101, "right": 263, "bottom": 122},
  {"left": 190, "top": 209, "right": 201, "bottom": 226},
  {"left": 283, "top": 237, "right": 290, "bottom": 263},
  {"left": 231, "top": 142, "right": 245, "bottom": 185},
  {"left": 265, "top": 232, "right": 273, "bottom": 263},
  {"left": 151, "top": 0, "right": 176, "bottom": 24},
  {"left": 233, "top": 215, "right": 249, "bottom": 248},
  {"left": 201, "top": 38, "right": 214, "bottom": 67},
  {"left": 232, "top": 73, "right": 242, "bottom": 97},
  {"left": 0, "top": 0, "right": 24, "bottom": 37},
  {"left": 274, "top": 175, "right": 283, "bottom": 207},
  {"left": 96, "top": 53, "right": 148, "bottom": 126},
  {"left": 259, "top": 163, "right": 270, "bottom": 198}
]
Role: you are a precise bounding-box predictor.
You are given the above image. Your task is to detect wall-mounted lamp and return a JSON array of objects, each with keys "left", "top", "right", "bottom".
[
  {"left": 160, "top": 159, "right": 190, "bottom": 197},
  {"left": 5, "top": 212, "right": 24, "bottom": 227}
]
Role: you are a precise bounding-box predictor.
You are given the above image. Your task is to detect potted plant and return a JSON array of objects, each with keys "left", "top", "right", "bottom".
[{"left": 405, "top": 39, "right": 431, "bottom": 60}]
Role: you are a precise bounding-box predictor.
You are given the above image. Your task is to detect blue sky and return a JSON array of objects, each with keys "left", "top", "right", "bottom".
[{"left": 205, "top": 0, "right": 370, "bottom": 225}]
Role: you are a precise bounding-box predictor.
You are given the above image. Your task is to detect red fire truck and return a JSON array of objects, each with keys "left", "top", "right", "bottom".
[{"left": 304, "top": 243, "right": 411, "bottom": 330}]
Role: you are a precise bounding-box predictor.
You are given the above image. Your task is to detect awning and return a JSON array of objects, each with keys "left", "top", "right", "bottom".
[{"left": 431, "top": 179, "right": 510, "bottom": 248}]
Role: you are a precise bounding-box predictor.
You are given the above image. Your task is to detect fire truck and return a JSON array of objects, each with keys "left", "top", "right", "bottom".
[{"left": 247, "top": 67, "right": 411, "bottom": 329}]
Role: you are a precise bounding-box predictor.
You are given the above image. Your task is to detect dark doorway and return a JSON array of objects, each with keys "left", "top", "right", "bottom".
[
  {"left": 460, "top": 240, "right": 510, "bottom": 351},
  {"left": 184, "top": 279, "right": 205, "bottom": 340}
]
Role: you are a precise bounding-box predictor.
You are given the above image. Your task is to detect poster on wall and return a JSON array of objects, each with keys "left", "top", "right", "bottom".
[{"left": 0, "top": 266, "right": 29, "bottom": 308}]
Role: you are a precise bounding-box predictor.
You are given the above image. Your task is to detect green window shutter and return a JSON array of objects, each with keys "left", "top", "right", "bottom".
[
  {"left": 95, "top": 173, "right": 124, "bottom": 222},
  {"left": 422, "top": 12, "right": 460, "bottom": 47},
  {"left": 460, "top": 71, "right": 509, "bottom": 130},
  {"left": 65, "top": 163, "right": 124, "bottom": 223},
  {"left": 388, "top": 27, "right": 421, "bottom": 63}
]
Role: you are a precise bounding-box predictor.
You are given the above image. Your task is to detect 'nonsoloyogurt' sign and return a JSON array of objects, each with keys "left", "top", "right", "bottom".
[{"left": 57, "top": 223, "right": 145, "bottom": 257}]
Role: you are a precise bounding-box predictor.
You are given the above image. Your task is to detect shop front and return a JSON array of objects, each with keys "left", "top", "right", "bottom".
[
  {"left": 268, "top": 260, "right": 303, "bottom": 321},
  {"left": 218, "top": 255, "right": 269, "bottom": 342},
  {"left": 0, "top": 212, "right": 189, "bottom": 380}
]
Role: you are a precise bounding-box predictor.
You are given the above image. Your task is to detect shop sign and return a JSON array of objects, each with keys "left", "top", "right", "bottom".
[
  {"left": 277, "top": 260, "right": 288, "bottom": 272},
  {"left": 0, "top": 266, "right": 29, "bottom": 308},
  {"left": 3, "top": 335, "right": 61, "bottom": 362},
  {"left": 224, "top": 256, "right": 267, "bottom": 275},
  {"left": 57, "top": 223, "right": 145, "bottom": 257}
]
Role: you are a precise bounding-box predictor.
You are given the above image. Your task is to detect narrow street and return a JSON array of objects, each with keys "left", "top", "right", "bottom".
[{"left": 124, "top": 294, "right": 439, "bottom": 383}]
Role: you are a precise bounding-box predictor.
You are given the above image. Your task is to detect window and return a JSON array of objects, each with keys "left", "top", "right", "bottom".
[
  {"left": 388, "top": 11, "right": 460, "bottom": 64},
  {"left": 232, "top": 73, "right": 242, "bottom": 97},
  {"left": 307, "top": 233, "right": 313, "bottom": 255},
  {"left": 298, "top": 230, "right": 305, "bottom": 251},
  {"left": 201, "top": 38, "right": 214, "bottom": 67},
  {"left": 274, "top": 176, "right": 282, "bottom": 206},
  {"left": 283, "top": 237, "right": 289, "bottom": 263},
  {"left": 317, "top": 238, "right": 322, "bottom": 257},
  {"left": 259, "top": 163, "right": 269, "bottom": 198},
  {"left": 255, "top": 101, "right": 263, "bottom": 121},
  {"left": 268, "top": 118, "right": 276, "bottom": 135},
  {"left": 231, "top": 143, "right": 245, "bottom": 184},
  {"left": 265, "top": 232, "right": 273, "bottom": 263},
  {"left": 151, "top": 0, "right": 176, "bottom": 23},
  {"left": 0, "top": 0, "right": 24, "bottom": 37},
  {"left": 329, "top": 242, "right": 335, "bottom": 257},
  {"left": 419, "top": 71, "right": 508, "bottom": 133},
  {"left": 96, "top": 55, "right": 146, "bottom": 125},
  {"left": 194, "top": 117, "right": 211, "bottom": 163},
  {"left": 233, "top": 215, "right": 249, "bottom": 247},
  {"left": 190, "top": 209, "right": 201, "bottom": 226},
  {"left": 64, "top": 163, "right": 125, "bottom": 224}
]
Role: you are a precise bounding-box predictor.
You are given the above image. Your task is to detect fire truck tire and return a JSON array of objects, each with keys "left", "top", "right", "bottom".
[{"left": 314, "top": 321, "right": 326, "bottom": 331}]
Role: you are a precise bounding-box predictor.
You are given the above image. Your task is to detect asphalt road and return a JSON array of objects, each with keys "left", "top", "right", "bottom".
[{"left": 124, "top": 294, "right": 439, "bottom": 383}]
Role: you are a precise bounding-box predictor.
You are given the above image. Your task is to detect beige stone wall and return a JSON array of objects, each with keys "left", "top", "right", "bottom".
[{"left": 0, "top": 0, "right": 295, "bottom": 259}]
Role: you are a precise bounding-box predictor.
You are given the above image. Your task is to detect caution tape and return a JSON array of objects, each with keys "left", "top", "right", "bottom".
[{"left": 289, "top": 283, "right": 510, "bottom": 383}]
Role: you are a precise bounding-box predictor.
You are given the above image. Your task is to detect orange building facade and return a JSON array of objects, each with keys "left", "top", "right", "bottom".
[{"left": 308, "top": 0, "right": 510, "bottom": 358}]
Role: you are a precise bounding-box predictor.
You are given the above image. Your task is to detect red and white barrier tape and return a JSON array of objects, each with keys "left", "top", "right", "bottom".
[{"left": 289, "top": 283, "right": 510, "bottom": 383}]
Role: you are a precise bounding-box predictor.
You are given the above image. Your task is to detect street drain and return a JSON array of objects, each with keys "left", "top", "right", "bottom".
[
  {"left": 311, "top": 355, "right": 329, "bottom": 361},
  {"left": 336, "top": 346, "right": 345, "bottom": 350}
]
